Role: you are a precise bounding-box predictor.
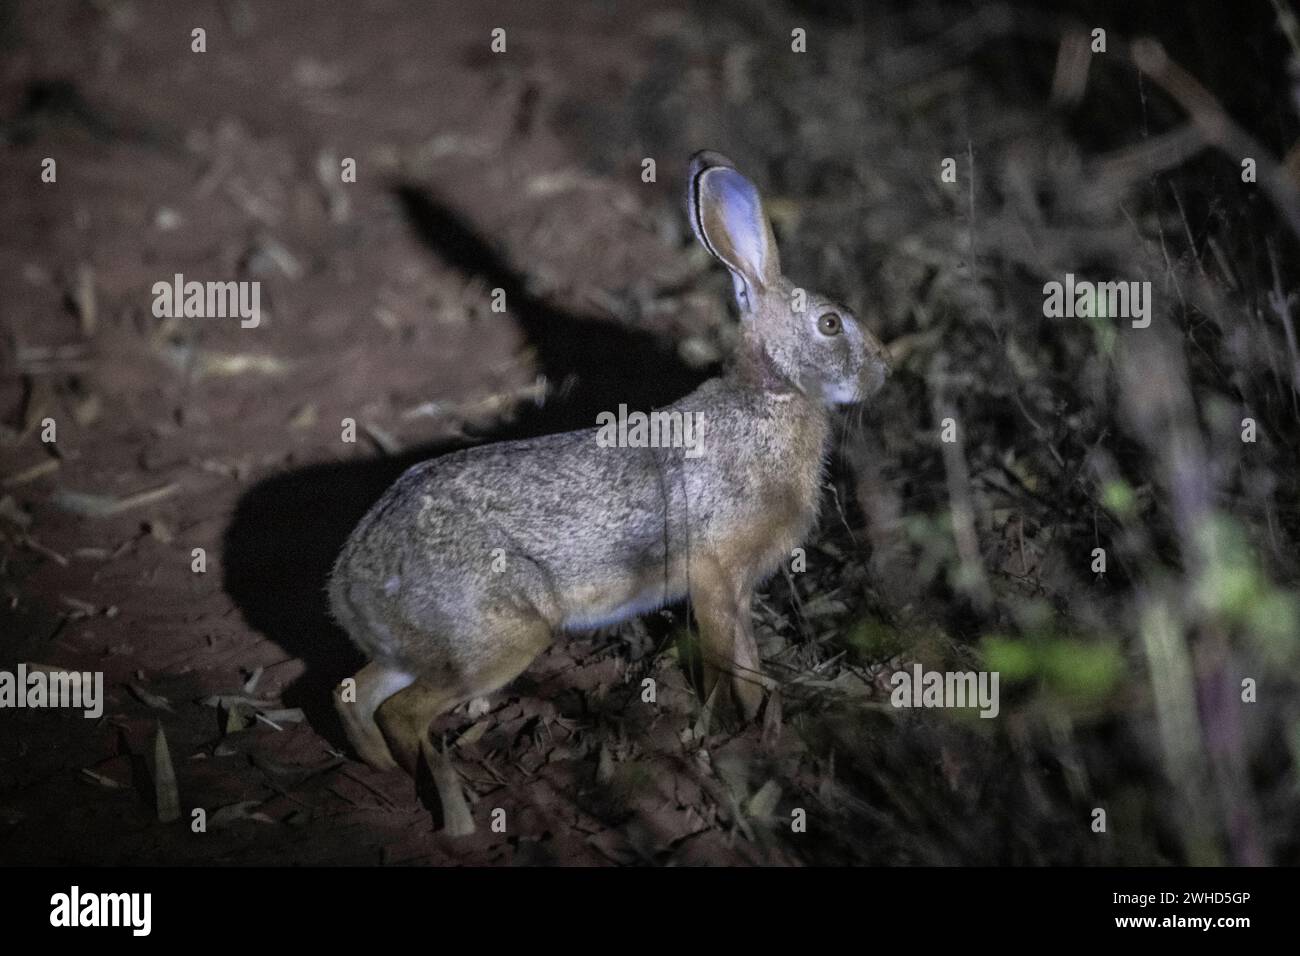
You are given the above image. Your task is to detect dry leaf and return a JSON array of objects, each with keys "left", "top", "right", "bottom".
[
  {"left": 454, "top": 720, "right": 489, "bottom": 748},
  {"left": 288, "top": 403, "right": 317, "bottom": 429},
  {"left": 73, "top": 263, "right": 97, "bottom": 337},
  {"left": 0, "top": 496, "right": 32, "bottom": 529},
  {"left": 2, "top": 458, "right": 59, "bottom": 489},
  {"left": 129, "top": 684, "right": 174, "bottom": 712},
  {"left": 363, "top": 423, "right": 401, "bottom": 456},
  {"left": 81, "top": 768, "right": 126, "bottom": 789},
  {"left": 52, "top": 483, "right": 180, "bottom": 518},
  {"left": 427, "top": 746, "right": 475, "bottom": 837},
  {"left": 209, "top": 800, "right": 274, "bottom": 828},
  {"left": 746, "top": 780, "right": 782, "bottom": 820},
  {"left": 151, "top": 723, "right": 181, "bottom": 823}
]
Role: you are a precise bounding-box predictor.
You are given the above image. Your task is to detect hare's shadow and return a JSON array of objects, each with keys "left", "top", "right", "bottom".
[{"left": 221, "top": 184, "right": 711, "bottom": 740}]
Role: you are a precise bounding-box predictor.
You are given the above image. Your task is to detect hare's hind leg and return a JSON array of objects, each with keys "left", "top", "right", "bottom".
[
  {"left": 376, "top": 615, "right": 554, "bottom": 776},
  {"left": 334, "top": 661, "right": 415, "bottom": 771},
  {"left": 374, "top": 678, "right": 461, "bottom": 777}
]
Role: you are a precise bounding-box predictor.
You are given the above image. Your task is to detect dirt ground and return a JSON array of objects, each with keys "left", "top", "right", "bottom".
[{"left": 0, "top": 0, "right": 886, "bottom": 865}]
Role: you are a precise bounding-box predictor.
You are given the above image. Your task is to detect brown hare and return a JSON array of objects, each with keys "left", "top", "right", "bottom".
[{"left": 329, "top": 150, "right": 890, "bottom": 775}]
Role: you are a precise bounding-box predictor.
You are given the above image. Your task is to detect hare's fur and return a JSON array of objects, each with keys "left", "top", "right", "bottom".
[{"left": 329, "top": 151, "right": 890, "bottom": 775}]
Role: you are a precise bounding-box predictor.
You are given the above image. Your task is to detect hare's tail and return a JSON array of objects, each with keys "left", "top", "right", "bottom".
[{"left": 328, "top": 571, "right": 403, "bottom": 661}]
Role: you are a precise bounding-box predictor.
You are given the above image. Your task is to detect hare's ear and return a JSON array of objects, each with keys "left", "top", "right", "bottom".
[{"left": 688, "top": 151, "right": 780, "bottom": 311}]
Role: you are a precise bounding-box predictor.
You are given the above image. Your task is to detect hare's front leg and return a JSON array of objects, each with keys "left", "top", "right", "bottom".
[
  {"left": 691, "top": 565, "right": 765, "bottom": 721},
  {"left": 730, "top": 596, "right": 767, "bottom": 720}
]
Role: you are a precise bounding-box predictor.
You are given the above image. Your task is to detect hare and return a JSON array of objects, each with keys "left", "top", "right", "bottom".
[{"left": 329, "top": 150, "right": 891, "bottom": 775}]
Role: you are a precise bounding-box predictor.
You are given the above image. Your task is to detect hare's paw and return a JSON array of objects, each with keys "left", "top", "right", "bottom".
[
  {"left": 730, "top": 625, "right": 770, "bottom": 722},
  {"left": 732, "top": 671, "right": 767, "bottom": 722}
]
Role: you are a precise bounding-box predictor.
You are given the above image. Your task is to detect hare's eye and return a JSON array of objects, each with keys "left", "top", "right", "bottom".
[{"left": 817, "top": 312, "right": 842, "bottom": 336}]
